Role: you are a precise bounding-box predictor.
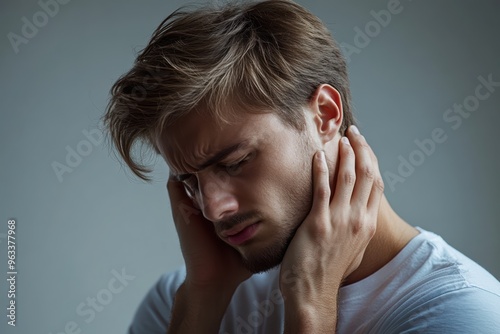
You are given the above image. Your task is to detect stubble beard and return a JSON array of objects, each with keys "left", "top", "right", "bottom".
[{"left": 239, "top": 131, "right": 317, "bottom": 274}]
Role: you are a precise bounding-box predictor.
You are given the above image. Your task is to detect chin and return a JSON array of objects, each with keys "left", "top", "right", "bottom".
[
  {"left": 239, "top": 223, "right": 300, "bottom": 274},
  {"left": 241, "top": 252, "right": 283, "bottom": 274}
]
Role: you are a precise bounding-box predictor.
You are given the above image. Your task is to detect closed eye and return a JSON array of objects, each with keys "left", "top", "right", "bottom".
[
  {"left": 181, "top": 152, "right": 254, "bottom": 195},
  {"left": 222, "top": 159, "right": 244, "bottom": 170},
  {"left": 219, "top": 154, "right": 252, "bottom": 173}
]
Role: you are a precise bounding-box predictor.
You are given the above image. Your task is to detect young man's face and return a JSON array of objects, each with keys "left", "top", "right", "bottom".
[{"left": 157, "top": 108, "right": 326, "bottom": 273}]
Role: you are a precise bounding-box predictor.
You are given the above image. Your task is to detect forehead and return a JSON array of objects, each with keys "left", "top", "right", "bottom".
[{"left": 156, "top": 110, "right": 284, "bottom": 175}]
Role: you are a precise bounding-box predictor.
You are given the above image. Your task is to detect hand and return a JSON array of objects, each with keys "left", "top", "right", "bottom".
[
  {"left": 280, "top": 126, "right": 384, "bottom": 331},
  {"left": 166, "top": 179, "right": 252, "bottom": 333},
  {"left": 167, "top": 178, "right": 252, "bottom": 291}
]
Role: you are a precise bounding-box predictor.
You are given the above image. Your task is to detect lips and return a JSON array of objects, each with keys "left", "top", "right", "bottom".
[{"left": 221, "top": 221, "right": 260, "bottom": 246}]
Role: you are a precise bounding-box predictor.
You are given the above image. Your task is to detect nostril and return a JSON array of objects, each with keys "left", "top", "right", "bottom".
[{"left": 200, "top": 193, "right": 239, "bottom": 223}]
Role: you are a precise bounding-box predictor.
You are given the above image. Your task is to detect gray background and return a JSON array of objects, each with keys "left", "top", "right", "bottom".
[{"left": 1, "top": 0, "right": 499, "bottom": 333}]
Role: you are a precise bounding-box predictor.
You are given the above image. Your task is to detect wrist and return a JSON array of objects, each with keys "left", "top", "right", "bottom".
[
  {"left": 282, "top": 285, "right": 339, "bottom": 333},
  {"left": 284, "top": 301, "right": 337, "bottom": 333}
]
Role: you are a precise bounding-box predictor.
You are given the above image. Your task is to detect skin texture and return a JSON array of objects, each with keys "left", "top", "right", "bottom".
[
  {"left": 163, "top": 107, "right": 319, "bottom": 274},
  {"left": 157, "top": 84, "right": 418, "bottom": 333}
]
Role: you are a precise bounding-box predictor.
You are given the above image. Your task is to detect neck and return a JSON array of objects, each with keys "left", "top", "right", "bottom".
[{"left": 343, "top": 195, "right": 419, "bottom": 285}]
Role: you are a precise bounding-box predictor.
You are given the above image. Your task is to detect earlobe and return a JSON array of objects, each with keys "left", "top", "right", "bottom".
[{"left": 310, "top": 84, "right": 343, "bottom": 143}]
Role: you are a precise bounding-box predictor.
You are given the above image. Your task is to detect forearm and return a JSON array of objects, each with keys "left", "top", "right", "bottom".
[
  {"left": 283, "top": 288, "right": 339, "bottom": 333},
  {"left": 167, "top": 282, "right": 236, "bottom": 334}
]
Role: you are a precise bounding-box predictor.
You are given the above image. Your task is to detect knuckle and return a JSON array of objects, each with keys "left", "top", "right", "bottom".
[
  {"left": 309, "top": 219, "right": 330, "bottom": 239},
  {"left": 374, "top": 176, "right": 385, "bottom": 192},
  {"left": 350, "top": 213, "right": 364, "bottom": 234},
  {"left": 349, "top": 210, "right": 376, "bottom": 236},
  {"left": 315, "top": 184, "right": 331, "bottom": 200},
  {"left": 351, "top": 220, "right": 362, "bottom": 235},
  {"left": 367, "top": 221, "right": 377, "bottom": 238},
  {"left": 342, "top": 171, "right": 356, "bottom": 186},
  {"left": 358, "top": 164, "right": 375, "bottom": 181}
]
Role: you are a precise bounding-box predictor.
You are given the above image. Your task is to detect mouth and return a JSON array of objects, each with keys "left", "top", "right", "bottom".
[{"left": 221, "top": 221, "right": 261, "bottom": 246}]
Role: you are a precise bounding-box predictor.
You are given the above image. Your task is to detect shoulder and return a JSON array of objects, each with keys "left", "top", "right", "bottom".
[
  {"left": 384, "top": 285, "right": 500, "bottom": 333},
  {"left": 127, "top": 266, "right": 281, "bottom": 334},
  {"left": 378, "top": 228, "right": 500, "bottom": 333},
  {"left": 339, "top": 228, "right": 500, "bottom": 333},
  {"left": 415, "top": 228, "right": 500, "bottom": 294},
  {"left": 127, "top": 267, "right": 186, "bottom": 334},
  {"left": 222, "top": 267, "right": 284, "bottom": 333}
]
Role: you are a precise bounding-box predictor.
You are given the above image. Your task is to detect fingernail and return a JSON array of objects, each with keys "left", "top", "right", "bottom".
[
  {"left": 350, "top": 125, "right": 360, "bottom": 135},
  {"left": 317, "top": 150, "right": 325, "bottom": 162},
  {"left": 341, "top": 137, "right": 350, "bottom": 145}
]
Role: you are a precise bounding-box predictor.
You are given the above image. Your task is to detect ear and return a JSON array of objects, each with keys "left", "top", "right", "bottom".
[{"left": 309, "top": 84, "right": 343, "bottom": 144}]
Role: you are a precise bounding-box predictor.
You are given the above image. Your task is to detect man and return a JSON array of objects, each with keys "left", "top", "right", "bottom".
[{"left": 104, "top": 0, "right": 500, "bottom": 332}]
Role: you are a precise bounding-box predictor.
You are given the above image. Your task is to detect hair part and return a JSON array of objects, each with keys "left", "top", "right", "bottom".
[{"left": 103, "top": 0, "right": 355, "bottom": 181}]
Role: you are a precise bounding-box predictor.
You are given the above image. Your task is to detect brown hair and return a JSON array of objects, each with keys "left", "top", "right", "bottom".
[{"left": 103, "top": 0, "right": 355, "bottom": 181}]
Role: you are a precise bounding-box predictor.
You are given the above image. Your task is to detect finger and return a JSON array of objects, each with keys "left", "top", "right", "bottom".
[
  {"left": 309, "top": 150, "right": 331, "bottom": 215},
  {"left": 167, "top": 178, "right": 201, "bottom": 227},
  {"left": 331, "top": 136, "right": 356, "bottom": 208},
  {"left": 167, "top": 177, "right": 186, "bottom": 203},
  {"left": 366, "top": 143, "right": 385, "bottom": 214},
  {"left": 346, "top": 126, "right": 375, "bottom": 207}
]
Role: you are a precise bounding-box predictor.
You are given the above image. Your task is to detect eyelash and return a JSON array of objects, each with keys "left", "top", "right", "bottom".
[
  {"left": 220, "top": 156, "right": 248, "bottom": 171},
  {"left": 182, "top": 156, "right": 250, "bottom": 192}
]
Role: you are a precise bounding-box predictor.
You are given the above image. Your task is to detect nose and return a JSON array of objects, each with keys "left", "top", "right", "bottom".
[{"left": 197, "top": 171, "right": 239, "bottom": 222}]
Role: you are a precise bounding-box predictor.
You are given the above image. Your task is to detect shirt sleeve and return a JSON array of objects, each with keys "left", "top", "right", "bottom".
[
  {"left": 128, "top": 267, "right": 186, "bottom": 334},
  {"left": 381, "top": 286, "right": 500, "bottom": 334}
]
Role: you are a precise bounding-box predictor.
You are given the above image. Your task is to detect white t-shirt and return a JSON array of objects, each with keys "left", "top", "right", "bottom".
[{"left": 128, "top": 228, "right": 500, "bottom": 333}]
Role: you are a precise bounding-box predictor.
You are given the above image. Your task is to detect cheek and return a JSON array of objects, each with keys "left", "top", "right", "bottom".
[
  {"left": 254, "top": 150, "right": 312, "bottom": 203},
  {"left": 272, "top": 142, "right": 315, "bottom": 210}
]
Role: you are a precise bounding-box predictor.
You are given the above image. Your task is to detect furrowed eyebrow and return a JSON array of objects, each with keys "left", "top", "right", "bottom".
[{"left": 173, "top": 140, "right": 250, "bottom": 181}]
